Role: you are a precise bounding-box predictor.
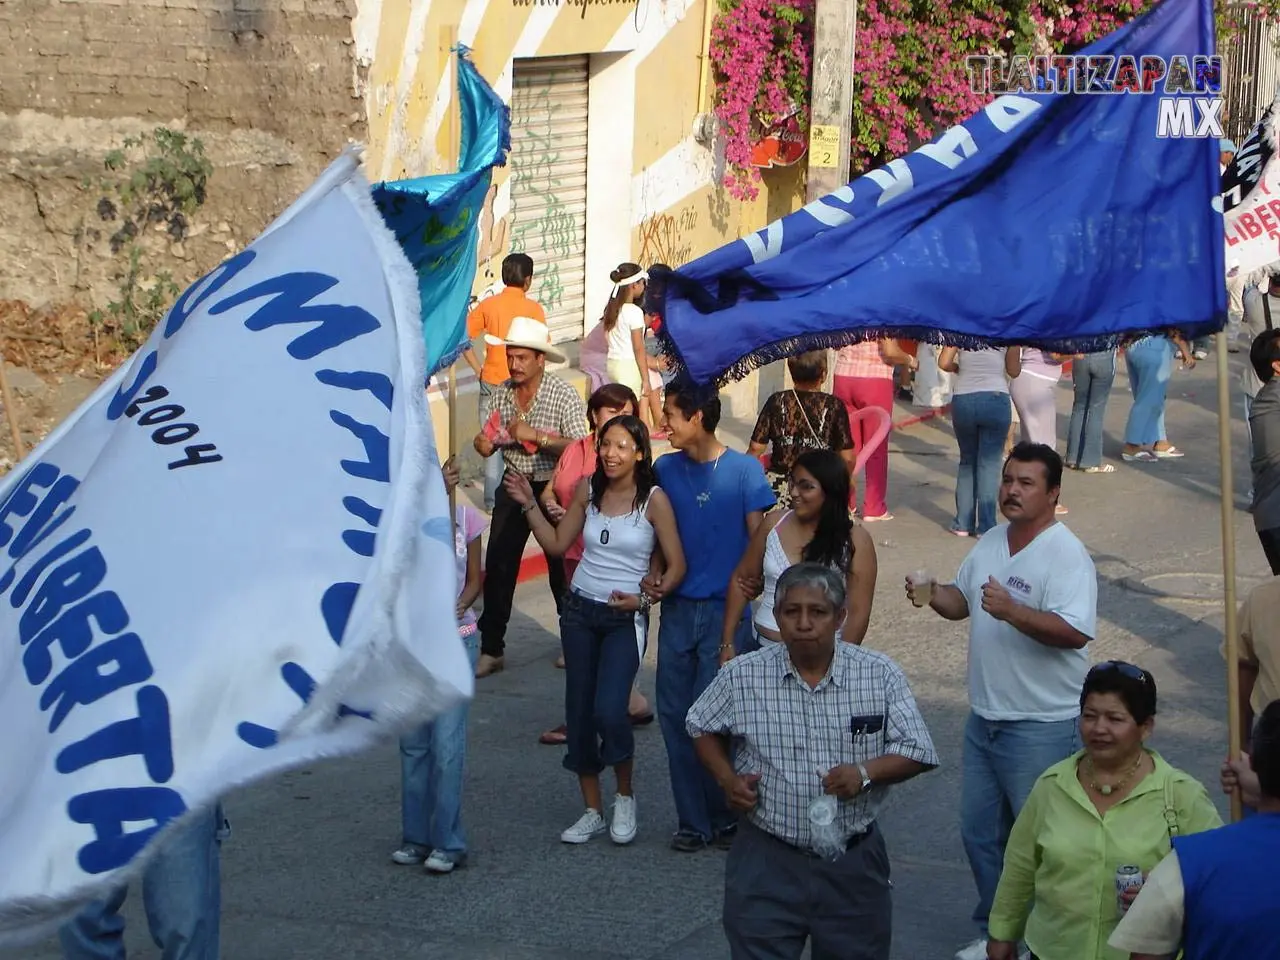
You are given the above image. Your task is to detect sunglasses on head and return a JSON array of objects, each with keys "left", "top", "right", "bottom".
[{"left": 1088, "top": 660, "right": 1148, "bottom": 684}]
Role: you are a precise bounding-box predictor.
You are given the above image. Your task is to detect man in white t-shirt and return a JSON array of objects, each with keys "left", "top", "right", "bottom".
[{"left": 906, "top": 441, "right": 1097, "bottom": 960}]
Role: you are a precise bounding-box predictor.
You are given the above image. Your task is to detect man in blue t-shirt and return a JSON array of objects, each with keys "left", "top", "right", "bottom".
[{"left": 644, "top": 383, "right": 775, "bottom": 852}]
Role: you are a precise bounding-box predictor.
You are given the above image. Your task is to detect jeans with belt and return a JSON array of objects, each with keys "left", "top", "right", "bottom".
[
  {"left": 951, "top": 391, "right": 1012, "bottom": 536},
  {"left": 1065, "top": 350, "right": 1116, "bottom": 468},
  {"left": 657, "top": 596, "right": 753, "bottom": 841},
  {"left": 960, "top": 712, "right": 1079, "bottom": 935},
  {"left": 59, "top": 804, "right": 229, "bottom": 960},
  {"left": 559, "top": 591, "right": 646, "bottom": 775},
  {"left": 1124, "top": 336, "right": 1174, "bottom": 446}
]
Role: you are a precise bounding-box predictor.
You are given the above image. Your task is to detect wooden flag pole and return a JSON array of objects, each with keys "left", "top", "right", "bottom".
[
  {"left": 444, "top": 26, "right": 461, "bottom": 521},
  {"left": 0, "top": 354, "right": 25, "bottom": 461},
  {"left": 449, "top": 364, "right": 459, "bottom": 520},
  {"left": 1215, "top": 329, "right": 1243, "bottom": 822}
]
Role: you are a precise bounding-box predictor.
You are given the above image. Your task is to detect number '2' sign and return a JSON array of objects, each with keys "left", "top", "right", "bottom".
[{"left": 808, "top": 125, "right": 842, "bottom": 168}]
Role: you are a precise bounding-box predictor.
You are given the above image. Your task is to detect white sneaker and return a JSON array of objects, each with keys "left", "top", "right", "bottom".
[
  {"left": 560, "top": 808, "right": 607, "bottom": 844},
  {"left": 610, "top": 794, "right": 638, "bottom": 844},
  {"left": 954, "top": 940, "right": 988, "bottom": 960},
  {"left": 423, "top": 849, "right": 466, "bottom": 874},
  {"left": 389, "top": 843, "right": 428, "bottom": 865}
]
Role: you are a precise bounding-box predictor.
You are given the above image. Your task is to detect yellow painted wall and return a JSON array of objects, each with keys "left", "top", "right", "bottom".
[{"left": 363, "top": 0, "right": 804, "bottom": 287}]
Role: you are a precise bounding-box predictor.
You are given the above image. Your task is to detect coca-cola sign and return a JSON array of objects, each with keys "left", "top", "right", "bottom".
[{"left": 751, "top": 109, "right": 808, "bottom": 169}]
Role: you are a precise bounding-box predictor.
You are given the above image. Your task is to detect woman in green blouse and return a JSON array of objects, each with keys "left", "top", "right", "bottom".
[{"left": 986, "top": 662, "right": 1222, "bottom": 960}]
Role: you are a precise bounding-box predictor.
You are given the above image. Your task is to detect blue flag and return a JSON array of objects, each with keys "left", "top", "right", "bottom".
[
  {"left": 373, "top": 46, "right": 511, "bottom": 376},
  {"left": 658, "top": 0, "right": 1225, "bottom": 386}
]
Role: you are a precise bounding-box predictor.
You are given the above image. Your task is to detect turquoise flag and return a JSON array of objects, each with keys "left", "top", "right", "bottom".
[{"left": 373, "top": 46, "right": 511, "bottom": 377}]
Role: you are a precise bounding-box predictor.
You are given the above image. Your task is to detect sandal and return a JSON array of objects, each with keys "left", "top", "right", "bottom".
[
  {"left": 1083, "top": 464, "right": 1116, "bottom": 474},
  {"left": 1122, "top": 451, "right": 1157, "bottom": 462},
  {"left": 1153, "top": 446, "right": 1185, "bottom": 459},
  {"left": 539, "top": 724, "right": 567, "bottom": 745}
]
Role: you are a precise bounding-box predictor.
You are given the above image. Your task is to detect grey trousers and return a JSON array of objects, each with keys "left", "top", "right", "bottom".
[{"left": 723, "top": 820, "right": 892, "bottom": 960}]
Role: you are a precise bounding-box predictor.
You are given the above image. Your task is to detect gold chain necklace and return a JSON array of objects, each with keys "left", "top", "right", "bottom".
[{"left": 1084, "top": 752, "right": 1144, "bottom": 797}]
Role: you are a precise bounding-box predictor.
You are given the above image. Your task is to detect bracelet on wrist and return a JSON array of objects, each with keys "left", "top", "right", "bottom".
[{"left": 521, "top": 502, "right": 536, "bottom": 514}]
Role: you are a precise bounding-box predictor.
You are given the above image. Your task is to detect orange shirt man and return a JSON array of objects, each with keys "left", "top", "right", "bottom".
[{"left": 465, "top": 253, "right": 546, "bottom": 386}]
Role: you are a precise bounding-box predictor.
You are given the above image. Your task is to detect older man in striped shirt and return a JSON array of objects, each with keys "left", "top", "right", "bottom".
[{"left": 687, "top": 563, "right": 938, "bottom": 960}]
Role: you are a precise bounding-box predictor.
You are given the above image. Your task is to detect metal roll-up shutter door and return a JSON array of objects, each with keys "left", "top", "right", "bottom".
[{"left": 509, "top": 56, "right": 589, "bottom": 344}]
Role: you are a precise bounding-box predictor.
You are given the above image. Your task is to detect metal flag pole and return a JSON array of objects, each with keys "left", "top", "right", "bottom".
[{"left": 1215, "top": 329, "right": 1243, "bottom": 822}]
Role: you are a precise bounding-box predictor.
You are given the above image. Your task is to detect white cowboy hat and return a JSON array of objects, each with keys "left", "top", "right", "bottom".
[{"left": 485, "top": 315, "right": 565, "bottom": 364}]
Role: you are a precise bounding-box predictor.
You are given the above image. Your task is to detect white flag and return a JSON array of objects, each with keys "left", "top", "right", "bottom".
[
  {"left": 0, "top": 148, "right": 472, "bottom": 940},
  {"left": 1224, "top": 91, "right": 1280, "bottom": 274}
]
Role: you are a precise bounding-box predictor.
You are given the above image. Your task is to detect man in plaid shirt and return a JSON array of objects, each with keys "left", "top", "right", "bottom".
[
  {"left": 687, "top": 563, "right": 937, "bottom": 960},
  {"left": 472, "top": 316, "right": 588, "bottom": 677}
]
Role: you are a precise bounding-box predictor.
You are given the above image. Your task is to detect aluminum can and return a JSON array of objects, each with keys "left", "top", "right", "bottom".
[{"left": 1116, "top": 864, "right": 1144, "bottom": 915}]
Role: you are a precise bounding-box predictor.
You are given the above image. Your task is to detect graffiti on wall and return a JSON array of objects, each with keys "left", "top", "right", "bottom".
[
  {"left": 509, "top": 82, "right": 582, "bottom": 315},
  {"left": 638, "top": 203, "right": 698, "bottom": 266},
  {"left": 476, "top": 183, "right": 510, "bottom": 290}
]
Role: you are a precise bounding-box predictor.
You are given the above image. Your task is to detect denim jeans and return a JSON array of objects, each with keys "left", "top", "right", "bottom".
[
  {"left": 478, "top": 382, "right": 504, "bottom": 511},
  {"left": 60, "top": 803, "right": 227, "bottom": 960},
  {"left": 560, "top": 591, "right": 645, "bottom": 775},
  {"left": 960, "top": 712, "right": 1079, "bottom": 934},
  {"left": 1065, "top": 350, "right": 1116, "bottom": 468},
  {"left": 399, "top": 629, "right": 480, "bottom": 855},
  {"left": 1124, "top": 336, "right": 1174, "bottom": 446},
  {"left": 657, "top": 596, "right": 753, "bottom": 840},
  {"left": 951, "top": 391, "right": 1012, "bottom": 535}
]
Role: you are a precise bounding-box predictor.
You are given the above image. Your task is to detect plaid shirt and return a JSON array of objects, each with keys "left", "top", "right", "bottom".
[
  {"left": 482, "top": 373, "right": 588, "bottom": 480},
  {"left": 686, "top": 641, "right": 938, "bottom": 849},
  {"left": 834, "top": 342, "right": 895, "bottom": 379}
]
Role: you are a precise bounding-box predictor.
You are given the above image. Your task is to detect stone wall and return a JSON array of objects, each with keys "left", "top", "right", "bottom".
[{"left": 0, "top": 0, "right": 364, "bottom": 318}]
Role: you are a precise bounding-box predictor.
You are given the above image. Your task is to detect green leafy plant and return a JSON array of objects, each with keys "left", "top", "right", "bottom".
[{"left": 90, "top": 128, "right": 212, "bottom": 354}]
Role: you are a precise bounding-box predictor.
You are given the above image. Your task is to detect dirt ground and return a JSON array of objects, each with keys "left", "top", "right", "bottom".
[{"left": 0, "top": 299, "right": 113, "bottom": 472}]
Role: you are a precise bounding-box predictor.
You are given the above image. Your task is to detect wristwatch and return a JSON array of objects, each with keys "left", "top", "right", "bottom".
[{"left": 855, "top": 763, "right": 872, "bottom": 793}]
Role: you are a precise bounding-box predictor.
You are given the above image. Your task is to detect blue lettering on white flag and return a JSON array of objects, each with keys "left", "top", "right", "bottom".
[
  {"left": 0, "top": 462, "right": 182, "bottom": 874},
  {"left": 131, "top": 252, "right": 397, "bottom": 749}
]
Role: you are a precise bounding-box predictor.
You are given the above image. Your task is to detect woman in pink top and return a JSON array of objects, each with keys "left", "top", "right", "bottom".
[
  {"left": 537, "top": 383, "right": 652, "bottom": 744},
  {"left": 833, "top": 339, "right": 918, "bottom": 520}
]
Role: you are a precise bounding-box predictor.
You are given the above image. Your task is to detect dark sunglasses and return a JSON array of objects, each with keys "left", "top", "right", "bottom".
[{"left": 1088, "top": 660, "right": 1149, "bottom": 684}]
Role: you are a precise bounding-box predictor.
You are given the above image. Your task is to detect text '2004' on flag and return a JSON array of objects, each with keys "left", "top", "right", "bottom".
[
  {"left": 0, "top": 45, "right": 510, "bottom": 945},
  {"left": 656, "top": 0, "right": 1226, "bottom": 387}
]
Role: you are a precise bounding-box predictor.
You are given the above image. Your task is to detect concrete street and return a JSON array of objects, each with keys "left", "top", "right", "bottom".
[{"left": 4, "top": 351, "right": 1264, "bottom": 960}]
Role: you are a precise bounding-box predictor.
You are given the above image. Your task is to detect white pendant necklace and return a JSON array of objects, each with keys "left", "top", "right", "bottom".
[
  {"left": 685, "top": 449, "right": 725, "bottom": 507},
  {"left": 1085, "top": 753, "right": 1143, "bottom": 796}
]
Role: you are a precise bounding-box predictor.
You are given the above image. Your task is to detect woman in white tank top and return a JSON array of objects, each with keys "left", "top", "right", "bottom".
[
  {"left": 719, "top": 448, "right": 877, "bottom": 662},
  {"left": 504, "top": 415, "right": 686, "bottom": 847}
]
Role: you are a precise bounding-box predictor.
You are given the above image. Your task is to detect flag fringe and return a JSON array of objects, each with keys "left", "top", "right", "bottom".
[{"left": 656, "top": 322, "right": 1227, "bottom": 390}]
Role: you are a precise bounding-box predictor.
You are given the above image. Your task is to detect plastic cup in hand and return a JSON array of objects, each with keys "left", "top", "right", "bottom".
[
  {"left": 808, "top": 794, "right": 837, "bottom": 827},
  {"left": 909, "top": 570, "right": 933, "bottom": 608}
]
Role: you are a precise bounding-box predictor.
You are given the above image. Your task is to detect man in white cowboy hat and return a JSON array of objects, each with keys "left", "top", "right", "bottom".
[{"left": 473, "top": 315, "right": 589, "bottom": 678}]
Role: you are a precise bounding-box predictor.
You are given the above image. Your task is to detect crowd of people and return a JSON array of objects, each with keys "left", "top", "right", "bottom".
[{"left": 54, "top": 244, "right": 1280, "bottom": 960}]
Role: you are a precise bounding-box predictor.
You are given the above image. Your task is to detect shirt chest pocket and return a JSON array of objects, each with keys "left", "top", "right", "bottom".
[{"left": 832, "top": 713, "right": 886, "bottom": 767}]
